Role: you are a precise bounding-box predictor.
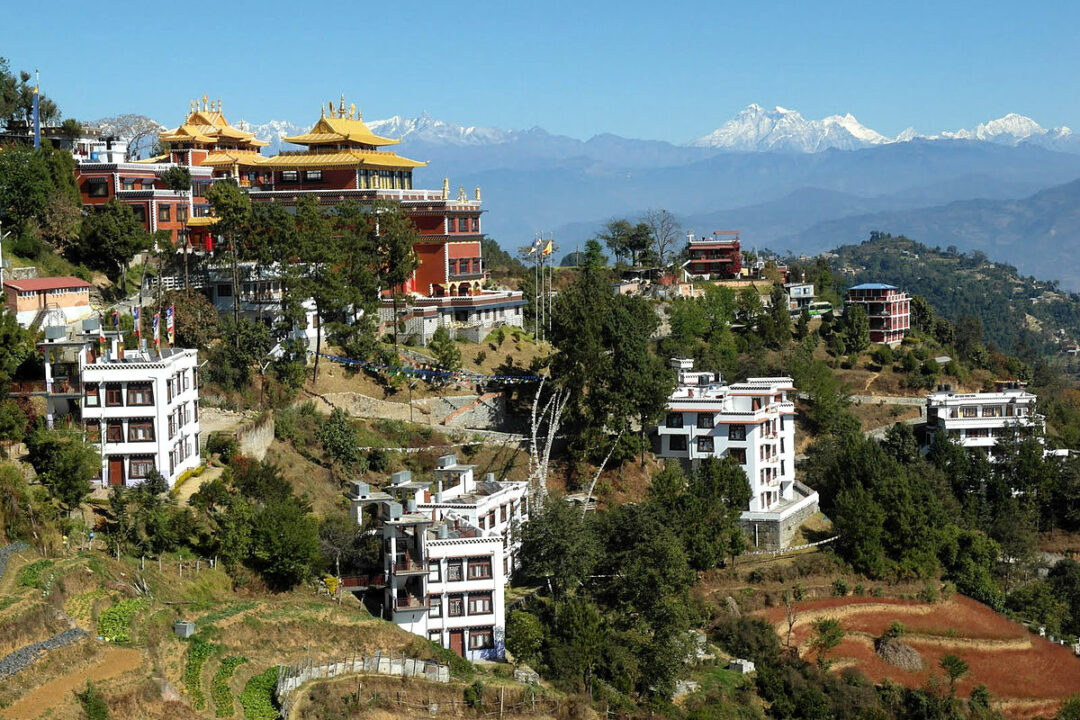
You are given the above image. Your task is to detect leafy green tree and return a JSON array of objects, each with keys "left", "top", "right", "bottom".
[
  {"left": 428, "top": 325, "right": 462, "bottom": 374},
  {"left": 517, "top": 496, "right": 599, "bottom": 601},
  {"left": 205, "top": 181, "right": 252, "bottom": 335},
  {"left": 842, "top": 304, "right": 870, "bottom": 353},
  {"left": 25, "top": 428, "right": 100, "bottom": 513},
  {"left": 159, "top": 290, "right": 219, "bottom": 350},
  {"left": 251, "top": 499, "right": 321, "bottom": 590},
  {"left": 374, "top": 202, "right": 419, "bottom": 348},
  {"left": 74, "top": 200, "right": 151, "bottom": 288},
  {"left": 0, "top": 309, "right": 32, "bottom": 390},
  {"left": 205, "top": 317, "right": 271, "bottom": 391},
  {"left": 810, "top": 618, "right": 844, "bottom": 669},
  {"left": 939, "top": 654, "right": 968, "bottom": 697},
  {"left": 881, "top": 422, "right": 920, "bottom": 465},
  {"left": 330, "top": 201, "right": 380, "bottom": 362},
  {"left": 505, "top": 610, "right": 544, "bottom": 667},
  {"left": 317, "top": 408, "right": 363, "bottom": 479},
  {"left": 795, "top": 308, "right": 810, "bottom": 340},
  {"left": 832, "top": 485, "right": 887, "bottom": 578},
  {"left": 766, "top": 285, "right": 792, "bottom": 348}
]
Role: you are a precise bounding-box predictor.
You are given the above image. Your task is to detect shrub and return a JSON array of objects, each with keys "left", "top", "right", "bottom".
[
  {"left": 207, "top": 433, "right": 239, "bottom": 464},
  {"left": 833, "top": 578, "right": 849, "bottom": 597},
  {"left": 366, "top": 447, "right": 392, "bottom": 473},
  {"left": 77, "top": 681, "right": 109, "bottom": 720},
  {"left": 872, "top": 586, "right": 884, "bottom": 597},
  {"left": 917, "top": 584, "right": 939, "bottom": 603},
  {"left": 854, "top": 583, "right": 866, "bottom": 596},
  {"left": 464, "top": 680, "right": 484, "bottom": 708},
  {"left": 19, "top": 559, "right": 55, "bottom": 591},
  {"left": 97, "top": 598, "right": 148, "bottom": 642},
  {"left": 474, "top": 350, "right": 487, "bottom": 366},
  {"left": 884, "top": 621, "right": 906, "bottom": 639},
  {"left": 239, "top": 667, "right": 280, "bottom": 720}
]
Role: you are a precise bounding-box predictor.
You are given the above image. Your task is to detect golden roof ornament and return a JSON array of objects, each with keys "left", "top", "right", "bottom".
[
  {"left": 339, "top": 94, "right": 346, "bottom": 117},
  {"left": 457, "top": 186, "right": 466, "bottom": 202},
  {"left": 349, "top": 103, "right": 356, "bottom": 120},
  {"left": 442, "top": 178, "right": 450, "bottom": 200},
  {"left": 475, "top": 186, "right": 482, "bottom": 202},
  {"left": 202, "top": 93, "right": 208, "bottom": 110},
  {"left": 190, "top": 99, "right": 195, "bottom": 113},
  {"left": 327, "top": 101, "right": 334, "bottom": 118}
]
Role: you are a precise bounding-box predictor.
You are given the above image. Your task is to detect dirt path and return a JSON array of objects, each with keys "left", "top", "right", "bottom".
[
  {"left": 863, "top": 371, "right": 879, "bottom": 392},
  {"left": 173, "top": 464, "right": 224, "bottom": 505},
  {"left": 1, "top": 647, "right": 142, "bottom": 720}
]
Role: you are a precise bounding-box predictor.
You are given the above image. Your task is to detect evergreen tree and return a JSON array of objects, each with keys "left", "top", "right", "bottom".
[
  {"left": 374, "top": 202, "right": 419, "bottom": 348},
  {"left": 429, "top": 325, "right": 462, "bottom": 373},
  {"left": 72, "top": 199, "right": 150, "bottom": 289}
]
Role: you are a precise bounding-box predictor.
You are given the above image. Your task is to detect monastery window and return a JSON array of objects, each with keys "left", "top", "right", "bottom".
[
  {"left": 84, "top": 383, "right": 100, "bottom": 407},
  {"left": 86, "top": 421, "right": 101, "bottom": 443},
  {"left": 132, "top": 205, "right": 146, "bottom": 224},
  {"left": 665, "top": 413, "right": 683, "bottom": 429},
  {"left": 447, "top": 560, "right": 463, "bottom": 582},
  {"left": 280, "top": 171, "right": 298, "bottom": 183},
  {"left": 982, "top": 406, "right": 1003, "bottom": 418},
  {"left": 121, "top": 178, "right": 135, "bottom": 191},
  {"left": 128, "top": 383, "right": 153, "bottom": 406},
  {"left": 697, "top": 436, "right": 714, "bottom": 453},
  {"left": 428, "top": 560, "right": 442, "bottom": 583},
  {"left": 468, "top": 558, "right": 492, "bottom": 580},
  {"left": 448, "top": 595, "right": 465, "bottom": 617},
  {"left": 961, "top": 406, "right": 978, "bottom": 418},
  {"left": 128, "top": 420, "right": 154, "bottom": 442},
  {"left": 304, "top": 170, "right": 323, "bottom": 183},
  {"left": 751, "top": 398, "right": 762, "bottom": 411},
  {"left": 500, "top": 505, "right": 507, "bottom": 523},
  {"left": 449, "top": 259, "right": 458, "bottom": 275},
  {"left": 471, "top": 217, "right": 479, "bottom": 232},
  {"left": 105, "top": 384, "right": 123, "bottom": 407},
  {"left": 429, "top": 597, "right": 442, "bottom": 617},
  {"left": 106, "top": 421, "right": 123, "bottom": 443},
  {"left": 469, "top": 628, "right": 494, "bottom": 650},
  {"left": 729, "top": 448, "right": 746, "bottom": 464},
  {"left": 669, "top": 435, "right": 687, "bottom": 452},
  {"left": 87, "top": 178, "right": 108, "bottom": 197},
  {"left": 129, "top": 456, "right": 155, "bottom": 479},
  {"left": 428, "top": 630, "right": 441, "bottom": 643},
  {"left": 158, "top": 204, "right": 171, "bottom": 222},
  {"left": 468, "top": 593, "right": 493, "bottom": 615},
  {"left": 728, "top": 424, "right": 746, "bottom": 441},
  {"left": 696, "top": 413, "right": 714, "bottom": 429}
]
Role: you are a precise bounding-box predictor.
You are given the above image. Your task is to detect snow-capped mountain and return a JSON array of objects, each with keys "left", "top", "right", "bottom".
[
  {"left": 935, "top": 113, "right": 1074, "bottom": 148},
  {"left": 690, "top": 104, "right": 890, "bottom": 152},
  {"left": 367, "top": 112, "right": 514, "bottom": 146}
]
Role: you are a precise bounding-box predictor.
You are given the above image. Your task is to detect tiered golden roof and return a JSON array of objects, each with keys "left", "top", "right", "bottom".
[
  {"left": 201, "top": 150, "right": 271, "bottom": 168},
  {"left": 159, "top": 95, "right": 268, "bottom": 149}
]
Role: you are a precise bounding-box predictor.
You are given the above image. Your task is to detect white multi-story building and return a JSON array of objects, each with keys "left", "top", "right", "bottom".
[
  {"left": 656, "top": 358, "right": 818, "bottom": 548},
  {"left": 925, "top": 382, "right": 1041, "bottom": 457},
  {"left": 346, "top": 455, "right": 528, "bottom": 660}
]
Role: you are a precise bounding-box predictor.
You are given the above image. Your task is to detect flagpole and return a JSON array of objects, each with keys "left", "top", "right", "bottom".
[{"left": 32, "top": 70, "right": 40, "bottom": 150}]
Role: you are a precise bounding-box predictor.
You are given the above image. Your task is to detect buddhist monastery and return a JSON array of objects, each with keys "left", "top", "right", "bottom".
[{"left": 70, "top": 94, "right": 525, "bottom": 341}]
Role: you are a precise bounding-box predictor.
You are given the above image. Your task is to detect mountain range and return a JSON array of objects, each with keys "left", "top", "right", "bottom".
[{"left": 101, "top": 104, "right": 1080, "bottom": 288}]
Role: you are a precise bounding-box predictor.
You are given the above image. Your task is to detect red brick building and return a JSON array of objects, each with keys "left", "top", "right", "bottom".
[
  {"left": 683, "top": 231, "right": 743, "bottom": 280},
  {"left": 844, "top": 283, "right": 911, "bottom": 345}
]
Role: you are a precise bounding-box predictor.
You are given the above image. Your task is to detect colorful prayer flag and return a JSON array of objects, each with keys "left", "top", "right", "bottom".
[
  {"left": 132, "top": 306, "right": 141, "bottom": 338},
  {"left": 166, "top": 304, "right": 175, "bottom": 346},
  {"left": 153, "top": 313, "right": 160, "bottom": 350}
]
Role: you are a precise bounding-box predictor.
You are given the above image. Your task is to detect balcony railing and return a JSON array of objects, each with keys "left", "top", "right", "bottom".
[
  {"left": 340, "top": 573, "right": 386, "bottom": 588},
  {"left": 7, "top": 379, "right": 83, "bottom": 396},
  {"left": 393, "top": 594, "right": 429, "bottom": 611},
  {"left": 392, "top": 556, "right": 427, "bottom": 574}
]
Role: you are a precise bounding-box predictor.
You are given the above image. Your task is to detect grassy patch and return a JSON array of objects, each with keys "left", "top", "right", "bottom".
[
  {"left": 196, "top": 602, "right": 258, "bottom": 629},
  {"left": 65, "top": 588, "right": 108, "bottom": 623},
  {"left": 184, "top": 636, "right": 218, "bottom": 710},
  {"left": 97, "top": 597, "right": 149, "bottom": 642},
  {"left": 239, "top": 667, "right": 280, "bottom": 720},
  {"left": 18, "top": 559, "right": 55, "bottom": 591},
  {"left": 213, "top": 656, "right": 249, "bottom": 717}
]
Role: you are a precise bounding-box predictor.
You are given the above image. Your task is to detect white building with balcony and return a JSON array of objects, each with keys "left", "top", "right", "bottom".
[
  {"left": 656, "top": 358, "right": 818, "bottom": 548},
  {"left": 925, "top": 382, "right": 1041, "bottom": 457},
  {"left": 345, "top": 455, "right": 529, "bottom": 660}
]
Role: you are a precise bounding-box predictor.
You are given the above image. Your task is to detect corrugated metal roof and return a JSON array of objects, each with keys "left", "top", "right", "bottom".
[
  {"left": 4, "top": 276, "right": 92, "bottom": 291},
  {"left": 849, "top": 283, "right": 898, "bottom": 290}
]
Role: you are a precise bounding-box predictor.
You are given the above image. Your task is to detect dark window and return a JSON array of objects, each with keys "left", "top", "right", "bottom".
[
  {"left": 728, "top": 424, "right": 746, "bottom": 441},
  {"left": 448, "top": 595, "right": 465, "bottom": 617},
  {"left": 84, "top": 383, "right": 100, "bottom": 407},
  {"left": 131, "top": 205, "right": 146, "bottom": 224},
  {"left": 469, "top": 629, "right": 494, "bottom": 649},
  {"left": 471, "top": 217, "right": 479, "bottom": 232},
  {"left": 106, "top": 421, "right": 123, "bottom": 442},
  {"left": 468, "top": 558, "right": 492, "bottom": 579},
  {"left": 87, "top": 178, "right": 108, "bottom": 197},
  {"left": 730, "top": 448, "right": 747, "bottom": 464},
  {"left": 216, "top": 284, "right": 233, "bottom": 298},
  {"left": 449, "top": 259, "right": 458, "bottom": 275},
  {"left": 428, "top": 629, "right": 441, "bottom": 642},
  {"left": 447, "top": 560, "right": 463, "bottom": 582},
  {"left": 468, "top": 594, "right": 492, "bottom": 615},
  {"left": 500, "top": 505, "right": 507, "bottom": 523},
  {"left": 128, "top": 419, "right": 154, "bottom": 442},
  {"left": 105, "top": 384, "right": 123, "bottom": 406},
  {"left": 697, "top": 413, "right": 714, "bottom": 428},
  {"left": 127, "top": 383, "right": 153, "bottom": 406},
  {"left": 665, "top": 413, "right": 683, "bottom": 429},
  {"left": 86, "top": 420, "right": 101, "bottom": 443},
  {"left": 129, "top": 456, "right": 155, "bottom": 478},
  {"left": 304, "top": 170, "right": 323, "bottom": 182},
  {"left": 158, "top": 204, "right": 171, "bottom": 222},
  {"left": 177, "top": 204, "right": 188, "bottom": 222},
  {"left": 669, "top": 435, "right": 687, "bottom": 452},
  {"left": 697, "top": 436, "right": 714, "bottom": 453},
  {"left": 280, "top": 170, "right": 298, "bottom": 183}
]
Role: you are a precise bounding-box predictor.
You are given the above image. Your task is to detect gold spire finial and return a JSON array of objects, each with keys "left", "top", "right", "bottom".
[
  {"left": 202, "top": 93, "right": 208, "bottom": 110},
  {"left": 216, "top": 99, "right": 222, "bottom": 113},
  {"left": 328, "top": 101, "right": 334, "bottom": 118},
  {"left": 339, "top": 94, "right": 346, "bottom": 117},
  {"left": 475, "top": 186, "right": 482, "bottom": 202},
  {"left": 349, "top": 103, "right": 356, "bottom": 120},
  {"left": 190, "top": 99, "right": 195, "bottom": 114},
  {"left": 442, "top": 177, "right": 450, "bottom": 200},
  {"left": 458, "top": 186, "right": 467, "bottom": 202},
  {"left": 320, "top": 105, "right": 325, "bottom": 118}
]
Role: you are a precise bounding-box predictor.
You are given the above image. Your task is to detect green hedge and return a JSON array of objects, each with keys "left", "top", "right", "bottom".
[
  {"left": 239, "top": 667, "right": 280, "bottom": 720},
  {"left": 213, "top": 656, "right": 249, "bottom": 717}
]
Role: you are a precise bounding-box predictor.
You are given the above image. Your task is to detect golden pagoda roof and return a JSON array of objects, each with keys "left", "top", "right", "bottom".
[
  {"left": 283, "top": 115, "right": 400, "bottom": 147},
  {"left": 185, "top": 216, "right": 220, "bottom": 227},
  {"left": 201, "top": 150, "right": 272, "bottom": 168},
  {"left": 159, "top": 97, "right": 268, "bottom": 148},
  {"left": 264, "top": 150, "right": 426, "bottom": 169}
]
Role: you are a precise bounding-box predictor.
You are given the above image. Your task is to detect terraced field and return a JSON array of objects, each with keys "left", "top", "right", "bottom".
[{"left": 759, "top": 595, "right": 1080, "bottom": 718}]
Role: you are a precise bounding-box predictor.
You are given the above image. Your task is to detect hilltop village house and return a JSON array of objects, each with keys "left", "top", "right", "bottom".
[
  {"left": 844, "top": 283, "right": 911, "bottom": 345},
  {"left": 656, "top": 358, "right": 819, "bottom": 549},
  {"left": 16, "top": 321, "right": 201, "bottom": 487},
  {"left": 2, "top": 276, "right": 93, "bottom": 329},
  {"left": 343, "top": 455, "right": 528, "bottom": 660},
  {"left": 71, "top": 96, "right": 525, "bottom": 343},
  {"left": 925, "top": 381, "right": 1042, "bottom": 458}
]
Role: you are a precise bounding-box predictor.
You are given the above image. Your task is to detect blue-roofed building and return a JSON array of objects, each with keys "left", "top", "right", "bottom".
[{"left": 845, "top": 283, "right": 910, "bottom": 345}]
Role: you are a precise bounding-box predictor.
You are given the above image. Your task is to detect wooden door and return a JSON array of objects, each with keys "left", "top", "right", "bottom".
[
  {"left": 108, "top": 457, "right": 124, "bottom": 486},
  {"left": 449, "top": 630, "right": 464, "bottom": 657}
]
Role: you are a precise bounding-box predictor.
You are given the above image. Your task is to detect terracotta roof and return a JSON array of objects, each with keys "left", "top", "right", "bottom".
[{"left": 4, "top": 276, "right": 92, "bottom": 292}]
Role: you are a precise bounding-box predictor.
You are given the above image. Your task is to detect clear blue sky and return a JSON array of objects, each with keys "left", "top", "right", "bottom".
[{"left": 2, "top": 0, "right": 1077, "bottom": 142}]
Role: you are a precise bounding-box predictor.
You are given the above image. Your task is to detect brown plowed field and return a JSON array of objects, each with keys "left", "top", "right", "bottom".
[{"left": 759, "top": 595, "right": 1080, "bottom": 718}]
